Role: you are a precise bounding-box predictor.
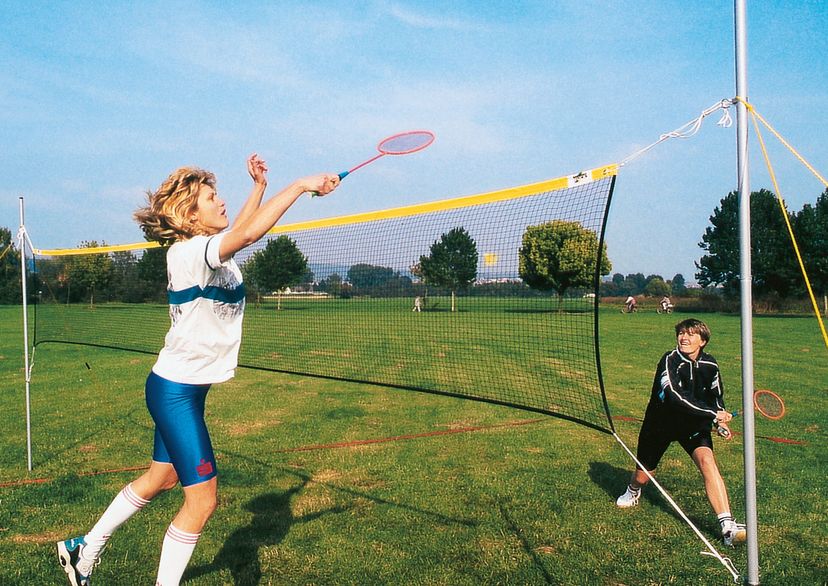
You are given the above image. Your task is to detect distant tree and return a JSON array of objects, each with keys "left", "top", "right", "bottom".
[
  {"left": 66, "top": 241, "right": 113, "bottom": 306},
  {"left": 519, "top": 220, "right": 611, "bottom": 308},
  {"left": 623, "top": 273, "right": 647, "bottom": 296},
  {"left": 318, "top": 272, "right": 344, "bottom": 297},
  {"left": 0, "top": 227, "right": 22, "bottom": 304},
  {"left": 244, "top": 236, "right": 308, "bottom": 309},
  {"left": 138, "top": 247, "right": 167, "bottom": 292},
  {"left": 347, "top": 264, "right": 397, "bottom": 293},
  {"left": 419, "top": 227, "right": 478, "bottom": 312},
  {"left": 794, "top": 189, "right": 828, "bottom": 296},
  {"left": 108, "top": 250, "right": 138, "bottom": 302},
  {"left": 697, "top": 189, "right": 798, "bottom": 297},
  {"left": 644, "top": 276, "right": 670, "bottom": 297},
  {"left": 671, "top": 273, "right": 687, "bottom": 296}
]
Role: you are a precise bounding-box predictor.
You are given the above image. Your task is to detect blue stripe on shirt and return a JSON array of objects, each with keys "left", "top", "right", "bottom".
[{"left": 168, "top": 283, "right": 246, "bottom": 305}]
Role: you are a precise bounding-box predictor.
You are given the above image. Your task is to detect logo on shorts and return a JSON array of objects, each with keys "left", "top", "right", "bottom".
[{"left": 196, "top": 459, "right": 214, "bottom": 477}]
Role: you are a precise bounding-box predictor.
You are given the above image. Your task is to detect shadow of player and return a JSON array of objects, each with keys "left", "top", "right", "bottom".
[{"left": 185, "top": 480, "right": 347, "bottom": 585}]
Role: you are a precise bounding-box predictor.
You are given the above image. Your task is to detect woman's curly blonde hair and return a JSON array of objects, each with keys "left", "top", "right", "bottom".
[{"left": 134, "top": 167, "right": 217, "bottom": 245}]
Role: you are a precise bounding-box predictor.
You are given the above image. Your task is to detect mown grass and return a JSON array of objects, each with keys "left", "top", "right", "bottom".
[{"left": 0, "top": 304, "right": 826, "bottom": 585}]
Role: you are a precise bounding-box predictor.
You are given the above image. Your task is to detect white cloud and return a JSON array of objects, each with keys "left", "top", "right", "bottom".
[{"left": 380, "top": 1, "right": 488, "bottom": 31}]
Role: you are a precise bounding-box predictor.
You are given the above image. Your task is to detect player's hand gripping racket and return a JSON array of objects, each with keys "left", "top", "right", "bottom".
[
  {"left": 311, "top": 130, "right": 435, "bottom": 196},
  {"left": 716, "top": 389, "right": 786, "bottom": 438}
]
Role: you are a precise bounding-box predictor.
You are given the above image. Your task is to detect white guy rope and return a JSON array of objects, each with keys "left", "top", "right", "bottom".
[
  {"left": 612, "top": 432, "right": 740, "bottom": 582},
  {"left": 620, "top": 98, "right": 734, "bottom": 168}
]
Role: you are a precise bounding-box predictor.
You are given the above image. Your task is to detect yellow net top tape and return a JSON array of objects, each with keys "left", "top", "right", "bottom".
[{"left": 33, "top": 164, "right": 618, "bottom": 257}]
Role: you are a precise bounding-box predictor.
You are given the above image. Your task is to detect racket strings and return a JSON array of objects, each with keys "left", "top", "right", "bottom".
[
  {"left": 378, "top": 131, "right": 435, "bottom": 155},
  {"left": 754, "top": 390, "right": 785, "bottom": 419}
]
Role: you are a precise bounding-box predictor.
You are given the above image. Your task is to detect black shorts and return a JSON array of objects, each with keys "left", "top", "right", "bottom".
[{"left": 635, "top": 417, "right": 713, "bottom": 471}]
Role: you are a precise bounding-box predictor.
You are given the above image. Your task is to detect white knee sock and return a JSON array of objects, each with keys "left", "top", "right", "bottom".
[
  {"left": 155, "top": 524, "right": 201, "bottom": 586},
  {"left": 81, "top": 483, "right": 150, "bottom": 568},
  {"left": 717, "top": 511, "right": 734, "bottom": 530}
]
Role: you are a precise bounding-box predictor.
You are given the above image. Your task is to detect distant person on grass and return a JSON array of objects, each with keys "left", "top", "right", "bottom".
[
  {"left": 624, "top": 295, "right": 637, "bottom": 312},
  {"left": 615, "top": 318, "right": 747, "bottom": 546},
  {"left": 57, "top": 155, "right": 340, "bottom": 586}
]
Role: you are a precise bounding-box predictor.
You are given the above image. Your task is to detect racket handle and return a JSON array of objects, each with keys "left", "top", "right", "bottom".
[
  {"left": 714, "top": 409, "right": 741, "bottom": 439},
  {"left": 309, "top": 171, "right": 348, "bottom": 198}
]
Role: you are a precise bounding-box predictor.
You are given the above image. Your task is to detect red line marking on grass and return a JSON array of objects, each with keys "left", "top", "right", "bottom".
[
  {"left": 0, "top": 420, "right": 546, "bottom": 487},
  {"left": 0, "top": 464, "right": 150, "bottom": 488}
]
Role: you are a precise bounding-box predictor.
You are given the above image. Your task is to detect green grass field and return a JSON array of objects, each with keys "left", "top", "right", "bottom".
[{"left": 1, "top": 304, "right": 826, "bottom": 584}]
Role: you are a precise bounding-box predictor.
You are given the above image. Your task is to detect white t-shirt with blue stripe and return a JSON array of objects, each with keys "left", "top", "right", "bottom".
[{"left": 152, "top": 233, "right": 246, "bottom": 384}]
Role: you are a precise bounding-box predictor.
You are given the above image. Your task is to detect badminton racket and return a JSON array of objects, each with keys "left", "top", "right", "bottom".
[
  {"left": 753, "top": 389, "right": 785, "bottom": 419},
  {"left": 311, "top": 130, "right": 435, "bottom": 195},
  {"left": 715, "top": 389, "right": 786, "bottom": 437}
]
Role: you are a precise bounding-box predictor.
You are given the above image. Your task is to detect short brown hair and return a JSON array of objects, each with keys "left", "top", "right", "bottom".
[
  {"left": 133, "top": 167, "right": 216, "bottom": 245},
  {"left": 675, "top": 318, "right": 711, "bottom": 343}
]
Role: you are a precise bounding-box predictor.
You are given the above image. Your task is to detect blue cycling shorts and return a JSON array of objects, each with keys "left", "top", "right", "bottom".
[{"left": 145, "top": 371, "right": 217, "bottom": 487}]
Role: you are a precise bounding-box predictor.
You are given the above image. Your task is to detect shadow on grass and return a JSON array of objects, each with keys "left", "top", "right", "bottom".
[
  {"left": 588, "top": 461, "right": 722, "bottom": 537},
  {"left": 588, "top": 461, "right": 676, "bottom": 518},
  {"left": 495, "top": 501, "right": 557, "bottom": 584},
  {"left": 223, "top": 447, "right": 479, "bottom": 528},
  {"left": 185, "top": 480, "right": 348, "bottom": 586}
]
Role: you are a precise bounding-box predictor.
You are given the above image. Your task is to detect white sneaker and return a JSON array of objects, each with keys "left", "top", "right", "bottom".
[
  {"left": 615, "top": 485, "right": 641, "bottom": 508},
  {"left": 57, "top": 536, "right": 98, "bottom": 586},
  {"left": 722, "top": 520, "right": 747, "bottom": 546}
]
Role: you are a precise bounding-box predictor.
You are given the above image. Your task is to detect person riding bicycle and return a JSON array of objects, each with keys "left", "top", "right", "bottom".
[
  {"left": 660, "top": 296, "right": 673, "bottom": 313},
  {"left": 625, "top": 295, "right": 637, "bottom": 313}
]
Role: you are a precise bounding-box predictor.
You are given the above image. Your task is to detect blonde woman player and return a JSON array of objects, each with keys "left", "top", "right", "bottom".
[{"left": 57, "top": 155, "right": 339, "bottom": 586}]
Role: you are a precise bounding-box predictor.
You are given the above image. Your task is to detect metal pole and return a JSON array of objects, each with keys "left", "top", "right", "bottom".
[
  {"left": 19, "top": 197, "right": 33, "bottom": 472},
  {"left": 734, "top": 1, "right": 759, "bottom": 583}
]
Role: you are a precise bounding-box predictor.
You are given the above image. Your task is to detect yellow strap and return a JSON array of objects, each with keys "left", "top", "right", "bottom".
[
  {"left": 0, "top": 243, "right": 12, "bottom": 262},
  {"left": 746, "top": 103, "right": 828, "bottom": 350},
  {"left": 33, "top": 164, "right": 618, "bottom": 255},
  {"left": 735, "top": 96, "right": 828, "bottom": 188},
  {"left": 33, "top": 240, "right": 162, "bottom": 257}
]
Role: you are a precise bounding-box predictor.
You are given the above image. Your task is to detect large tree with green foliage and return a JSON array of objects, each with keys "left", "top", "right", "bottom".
[
  {"left": 65, "top": 241, "right": 113, "bottom": 306},
  {"left": 0, "top": 227, "right": 22, "bottom": 304},
  {"left": 696, "top": 189, "right": 799, "bottom": 297},
  {"left": 671, "top": 273, "right": 687, "bottom": 296},
  {"left": 418, "top": 227, "right": 478, "bottom": 312},
  {"left": 519, "top": 220, "right": 611, "bottom": 306},
  {"left": 243, "top": 236, "right": 309, "bottom": 309},
  {"left": 793, "top": 188, "right": 828, "bottom": 297}
]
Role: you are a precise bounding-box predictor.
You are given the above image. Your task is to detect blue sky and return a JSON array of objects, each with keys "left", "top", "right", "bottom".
[{"left": 2, "top": 1, "right": 826, "bottom": 282}]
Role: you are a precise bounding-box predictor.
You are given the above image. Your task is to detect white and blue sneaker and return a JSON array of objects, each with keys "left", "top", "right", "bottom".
[
  {"left": 722, "top": 520, "right": 747, "bottom": 546},
  {"left": 57, "top": 536, "right": 97, "bottom": 586},
  {"left": 615, "top": 485, "right": 641, "bottom": 508}
]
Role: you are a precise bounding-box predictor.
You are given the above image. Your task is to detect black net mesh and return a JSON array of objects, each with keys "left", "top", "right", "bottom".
[{"left": 32, "top": 169, "right": 616, "bottom": 432}]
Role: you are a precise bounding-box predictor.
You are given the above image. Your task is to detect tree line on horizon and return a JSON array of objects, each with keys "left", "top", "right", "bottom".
[{"left": 1, "top": 186, "right": 825, "bottom": 307}]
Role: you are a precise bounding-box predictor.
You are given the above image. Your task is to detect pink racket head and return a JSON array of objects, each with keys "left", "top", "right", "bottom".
[
  {"left": 377, "top": 130, "right": 435, "bottom": 155},
  {"left": 754, "top": 389, "right": 785, "bottom": 420}
]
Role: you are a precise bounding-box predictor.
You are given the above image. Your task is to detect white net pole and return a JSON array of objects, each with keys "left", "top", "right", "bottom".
[
  {"left": 734, "top": 0, "right": 760, "bottom": 583},
  {"left": 18, "top": 197, "right": 33, "bottom": 471}
]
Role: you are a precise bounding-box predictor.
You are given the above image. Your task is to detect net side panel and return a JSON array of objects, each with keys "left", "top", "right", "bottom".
[{"left": 33, "top": 173, "right": 614, "bottom": 431}]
